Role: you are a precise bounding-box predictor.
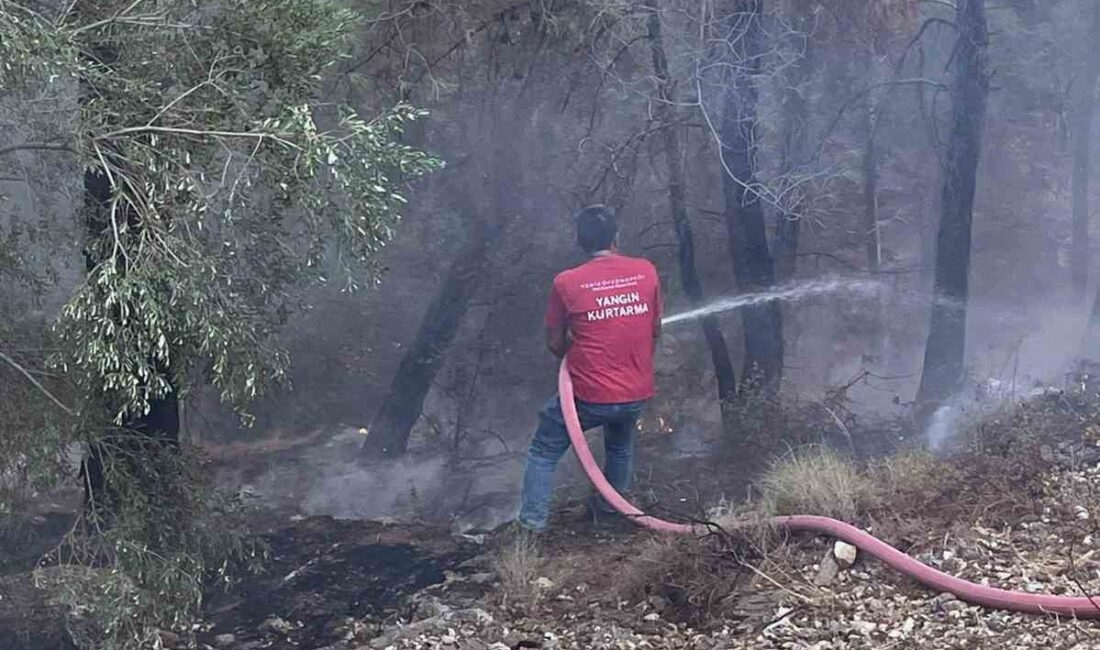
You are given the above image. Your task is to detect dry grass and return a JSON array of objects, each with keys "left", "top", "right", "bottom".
[
  {"left": 491, "top": 530, "right": 550, "bottom": 607},
  {"left": 611, "top": 532, "right": 768, "bottom": 626},
  {"left": 758, "top": 447, "right": 877, "bottom": 521}
]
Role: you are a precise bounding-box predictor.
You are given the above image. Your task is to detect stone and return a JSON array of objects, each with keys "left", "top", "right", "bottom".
[
  {"left": 260, "top": 617, "right": 294, "bottom": 635},
  {"left": 833, "top": 541, "right": 857, "bottom": 568},
  {"left": 455, "top": 608, "right": 494, "bottom": 624},
  {"left": 213, "top": 633, "right": 236, "bottom": 648},
  {"left": 814, "top": 551, "right": 841, "bottom": 586},
  {"left": 643, "top": 613, "right": 660, "bottom": 622},
  {"left": 534, "top": 576, "right": 555, "bottom": 590}
]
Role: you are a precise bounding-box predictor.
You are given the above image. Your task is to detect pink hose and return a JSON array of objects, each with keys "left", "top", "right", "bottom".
[{"left": 559, "top": 360, "right": 1100, "bottom": 618}]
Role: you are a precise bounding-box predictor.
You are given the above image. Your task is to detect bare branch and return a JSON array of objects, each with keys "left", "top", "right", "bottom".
[
  {"left": 0, "top": 350, "right": 75, "bottom": 415},
  {"left": 0, "top": 142, "right": 74, "bottom": 157}
]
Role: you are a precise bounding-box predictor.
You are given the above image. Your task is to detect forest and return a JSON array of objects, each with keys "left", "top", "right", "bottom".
[{"left": 2, "top": 0, "right": 1100, "bottom": 648}]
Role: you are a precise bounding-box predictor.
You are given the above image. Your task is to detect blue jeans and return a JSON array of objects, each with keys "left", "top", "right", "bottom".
[{"left": 518, "top": 396, "right": 646, "bottom": 531}]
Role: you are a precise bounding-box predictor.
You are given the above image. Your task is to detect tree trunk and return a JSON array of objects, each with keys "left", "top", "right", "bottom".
[
  {"left": 915, "top": 0, "right": 989, "bottom": 416},
  {"left": 361, "top": 197, "right": 490, "bottom": 458},
  {"left": 863, "top": 63, "right": 882, "bottom": 276},
  {"left": 773, "top": 0, "right": 815, "bottom": 283},
  {"left": 644, "top": 0, "right": 739, "bottom": 425},
  {"left": 363, "top": 99, "right": 523, "bottom": 458},
  {"left": 1070, "top": 1, "right": 1100, "bottom": 298},
  {"left": 718, "top": 0, "right": 784, "bottom": 394}
]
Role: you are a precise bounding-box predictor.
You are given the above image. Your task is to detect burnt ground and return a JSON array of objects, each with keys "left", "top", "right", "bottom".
[
  {"left": 200, "top": 515, "right": 480, "bottom": 649},
  {"left": 0, "top": 402, "right": 905, "bottom": 650}
]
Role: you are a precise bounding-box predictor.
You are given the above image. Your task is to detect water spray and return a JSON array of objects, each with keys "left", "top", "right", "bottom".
[{"left": 661, "top": 278, "right": 884, "bottom": 326}]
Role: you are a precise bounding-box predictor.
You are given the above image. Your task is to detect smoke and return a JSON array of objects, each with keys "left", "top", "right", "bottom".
[{"left": 925, "top": 404, "right": 961, "bottom": 452}]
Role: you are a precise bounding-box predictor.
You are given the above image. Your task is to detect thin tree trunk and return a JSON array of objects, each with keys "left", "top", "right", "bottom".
[
  {"left": 644, "top": 0, "right": 739, "bottom": 426},
  {"left": 863, "top": 86, "right": 882, "bottom": 274},
  {"left": 773, "top": 0, "right": 815, "bottom": 283},
  {"left": 916, "top": 0, "right": 989, "bottom": 416},
  {"left": 719, "top": 0, "right": 784, "bottom": 394},
  {"left": 1071, "top": 1, "right": 1100, "bottom": 298}
]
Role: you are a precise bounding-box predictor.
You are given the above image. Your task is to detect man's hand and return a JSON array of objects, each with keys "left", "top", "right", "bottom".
[{"left": 546, "top": 325, "right": 570, "bottom": 358}]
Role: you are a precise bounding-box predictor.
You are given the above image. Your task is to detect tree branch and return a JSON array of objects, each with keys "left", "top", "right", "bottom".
[
  {"left": 0, "top": 143, "right": 74, "bottom": 158},
  {"left": 0, "top": 350, "right": 75, "bottom": 415}
]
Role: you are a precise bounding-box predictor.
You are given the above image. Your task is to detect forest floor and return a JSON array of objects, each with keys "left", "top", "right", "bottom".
[{"left": 2, "top": 391, "right": 1100, "bottom": 650}]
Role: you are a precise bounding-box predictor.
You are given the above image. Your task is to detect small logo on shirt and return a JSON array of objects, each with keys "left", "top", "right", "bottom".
[{"left": 580, "top": 274, "right": 645, "bottom": 291}]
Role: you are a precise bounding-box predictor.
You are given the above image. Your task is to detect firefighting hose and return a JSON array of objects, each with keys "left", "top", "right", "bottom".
[{"left": 558, "top": 359, "right": 1100, "bottom": 618}]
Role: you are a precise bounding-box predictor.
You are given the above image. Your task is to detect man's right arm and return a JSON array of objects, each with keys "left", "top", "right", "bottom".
[
  {"left": 546, "top": 325, "right": 570, "bottom": 358},
  {"left": 544, "top": 279, "right": 570, "bottom": 358}
]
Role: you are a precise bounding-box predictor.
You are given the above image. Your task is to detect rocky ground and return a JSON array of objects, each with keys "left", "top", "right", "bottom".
[
  {"left": 3, "top": 392, "right": 1100, "bottom": 650},
  {"left": 181, "top": 394, "right": 1100, "bottom": 650},
  {"left": 177, "top": 459, "right": 1100, "bottom": 650}
]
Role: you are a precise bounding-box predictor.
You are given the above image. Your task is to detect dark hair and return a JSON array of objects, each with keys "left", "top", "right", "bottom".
[{"left": 574, "top": 204, "right": 618, "bottom": 253}]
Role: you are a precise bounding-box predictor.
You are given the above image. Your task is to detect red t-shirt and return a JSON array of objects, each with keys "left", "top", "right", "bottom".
[{"left": 544, "top": 253, "right": 662, "bottom": 404}]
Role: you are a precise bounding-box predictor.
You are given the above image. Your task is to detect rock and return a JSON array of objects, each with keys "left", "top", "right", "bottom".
[
  {"left": 833, "top": 541, "right": 857, "bottom": 568},
  {"left": 158, "top": 630, "right": 181, "bottom": 648},
  {"left": 454, "top": 608, "right": 494, "bottom": 624},
  {"left": 643, "top": 613, "right": 660, "bottom": 622},
  {"left": 470, "top": 572, "right": 495, "bottom": 585},
  {"left": 415, "top": 597, "right": 452, "bottom": 620},
  {"left": 260, "top": 617, "right": 294, "bottom": 635},
  {"left": 635, "top": 622, "right": 663, "bottom": 635},
  {"left": 852, "top": 620, "right": 876, "bottom": 636},
  {"left": 213, "top": 633, "right": 236, "bottom": 648},
  {"left": 814, "top": 551, "right": 841, "bottom": 586},
  {"left": 488, "top": 644, "right": 511, "bottom": 650},
  {"left": 934, "top": 592, "right": 965, "bottom": 613},
  {"left": 534, "top": 577, "right": 555, "bottom": 590}
]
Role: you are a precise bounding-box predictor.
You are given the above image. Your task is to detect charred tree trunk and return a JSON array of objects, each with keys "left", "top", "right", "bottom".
[
  {"left": 363, "top": 100, "right": 523, "bottom": 458},
  {"left": 1071, "top": 2, "right": 1100, "bottom": 298},
  {"left": 916, "top": 0, "right": 989, "bottom": 416},
  {"left": 361, "top": 206, "right": 490, "bottom": 458},
  {"left": 719, "top": 0, "right": 784, "bottom": 394},
  {"left": 644, "top": 0, "right": 739, "bottom": 425}
]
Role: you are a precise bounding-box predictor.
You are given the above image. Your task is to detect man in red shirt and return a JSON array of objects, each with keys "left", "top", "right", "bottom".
[{"left": 516, "top": 205, "right": 662, "bottom": 532}]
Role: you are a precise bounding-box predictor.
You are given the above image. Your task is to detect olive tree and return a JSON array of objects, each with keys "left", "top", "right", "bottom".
[{"left": 1, "top": 0, "right": 437, "bottom": 646}]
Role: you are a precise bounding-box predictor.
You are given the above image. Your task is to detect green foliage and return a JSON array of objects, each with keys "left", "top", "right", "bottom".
[
  {"left": 2, "top": 1, "right": 441, "bottom": 648},
  {"left": 40, "top": 446, "right": 265, "bottom": 650},
  {"left": 38, "top": 0, "right": 441, "bottom": 425},
  {"left": 0, "top": 1, "right": 77, "bottom": 86}
]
